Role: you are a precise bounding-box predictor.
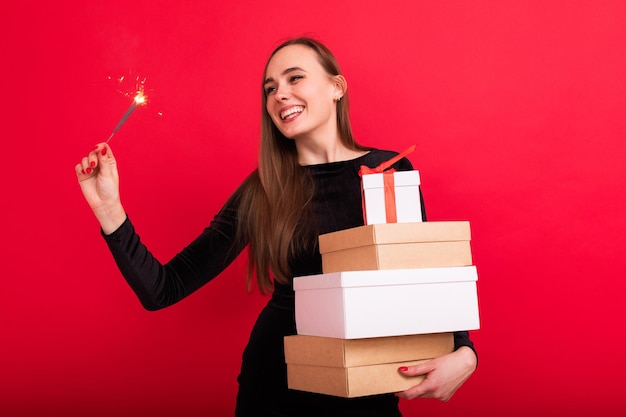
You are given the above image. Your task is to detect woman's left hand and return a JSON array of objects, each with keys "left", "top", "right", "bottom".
[{"left": 396, "top": 346, "right": 477, "bottom": 401}]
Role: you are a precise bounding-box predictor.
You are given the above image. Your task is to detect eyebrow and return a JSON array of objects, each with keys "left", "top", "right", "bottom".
[{"left": 264, "top": 67, "right": 306, "bottom": 85}]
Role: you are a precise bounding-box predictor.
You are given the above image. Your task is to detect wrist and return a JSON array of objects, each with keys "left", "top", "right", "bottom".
[
  {"left": 454, "top": 346, "right": 478, "bottom": 372},
  {"left": 92, "top": 200, "right": 127, "bottom": 234}
]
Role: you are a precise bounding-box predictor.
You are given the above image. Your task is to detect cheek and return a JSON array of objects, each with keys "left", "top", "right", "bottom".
[
  {"left": 265, "top": 103, "right": 278, "bottom": 122},
  {"left": 264, "top": 106, "right": 283, "bottom": 131}
]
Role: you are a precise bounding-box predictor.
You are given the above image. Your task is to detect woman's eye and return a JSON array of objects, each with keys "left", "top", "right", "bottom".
[{"left": 265, "top": 76, "right": 303, "bottom": 95}]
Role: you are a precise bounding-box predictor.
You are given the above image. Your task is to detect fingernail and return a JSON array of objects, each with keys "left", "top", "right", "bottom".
[
  {"left": 101, "top": 147, "right": 107, "bottom": 156},
  {"left": 399, "top": 366, "right": 408, "bottom": 372},
  {"left": 86, "top": 167, "right": 92, "bottom": 174},
  {"left": 90, "top": 161, "right": 96, "bottom": 168},
  {"left": 93, "top": 145, "right": 99, "bottom": 150},
  {"left": 81, "top": 169, "right": 86, "bottom": 175}
]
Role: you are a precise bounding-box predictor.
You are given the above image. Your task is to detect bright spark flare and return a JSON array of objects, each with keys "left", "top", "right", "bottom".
[{"left": 105, "top": 89, "right": 148, "bottom": 144}]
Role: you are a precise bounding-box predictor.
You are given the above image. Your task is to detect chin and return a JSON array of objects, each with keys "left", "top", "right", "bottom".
[{"left": 279, "top": 129, "right": 302, "bottom": 141}]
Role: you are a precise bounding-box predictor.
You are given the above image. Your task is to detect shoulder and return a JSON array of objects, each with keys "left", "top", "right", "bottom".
[{"left": 222, "top": 169, "right": 261, "bottom": 208}]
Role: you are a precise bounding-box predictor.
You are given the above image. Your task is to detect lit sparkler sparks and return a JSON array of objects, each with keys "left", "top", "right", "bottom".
[
  {"left": 105, "top": 91, "right": 146, "bottom": 143},
  {"left": 105, "top": 74, "right": 149, "bottom": 144}
]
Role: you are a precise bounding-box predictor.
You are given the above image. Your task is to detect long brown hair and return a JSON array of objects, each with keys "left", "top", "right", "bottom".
[{"left": 237, "top": 37, "right": 368, "bottom": 293}]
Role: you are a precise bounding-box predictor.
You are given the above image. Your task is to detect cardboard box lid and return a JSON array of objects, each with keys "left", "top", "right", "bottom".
[
  {"left": 284, "top": 333, "right": 453, "bottom": 367},
  {"left": 318, "top": 221, "right": 471, "bottom": 254},
  {"left": 287, "top": 359, "right": 430, "bottom": 398},
  {"left": 293, "top": 266, "right": 477, "bottom": 291},
  {"left": 361, "top": 170, "right": 421, "bottom": 189}
]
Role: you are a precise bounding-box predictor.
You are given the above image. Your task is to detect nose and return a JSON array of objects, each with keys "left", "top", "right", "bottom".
[{"left": 274, "top": 84, "right": 289, "bottom": 101}]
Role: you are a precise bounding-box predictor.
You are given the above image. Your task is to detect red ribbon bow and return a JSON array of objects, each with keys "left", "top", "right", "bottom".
[
  {"left": 358, "top": 145, "right": 416, "bottom": 176},
  {"left": 358, "top": 145, "right": 416, "bottom": 224}
]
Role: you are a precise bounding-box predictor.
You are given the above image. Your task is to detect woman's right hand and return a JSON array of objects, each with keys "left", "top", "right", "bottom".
[{"left": 75, "top": 143, "right": 127, "bottom": 234}]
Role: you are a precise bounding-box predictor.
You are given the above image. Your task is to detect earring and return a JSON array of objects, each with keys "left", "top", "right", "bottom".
[{"left": 335, "top": 96, "right": 342, "bottom": 102}]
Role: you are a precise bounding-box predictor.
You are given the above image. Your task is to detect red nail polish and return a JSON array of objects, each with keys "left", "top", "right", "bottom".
[
  {"left": 399, "top": 366, "right": 408, "bottom": 372},
  {"left": 81, "top": 169, "right": 86, "bottom": 175},
  {"left": 101, "top": 147, "right": 107, "bottom": 156},
  {"left": 90, "top": 161, "right": 96, "bottom": 168},
  {"left": 93, "top": 145, "right": 99, "bottom": 151},
  {"left": 86, "top": 167, "right": 92, "bottom": 174}
]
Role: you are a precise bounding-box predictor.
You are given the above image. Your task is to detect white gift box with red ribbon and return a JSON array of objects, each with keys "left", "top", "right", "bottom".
[{"left": 361, "top": 170, "right": 422, "bottom": 225}]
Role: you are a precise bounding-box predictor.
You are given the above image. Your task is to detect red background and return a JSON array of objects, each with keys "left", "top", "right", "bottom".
[{"left": 2, "top": 1, "right": 625, "bottom": 416}]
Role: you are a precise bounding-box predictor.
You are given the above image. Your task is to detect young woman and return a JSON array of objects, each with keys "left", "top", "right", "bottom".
[{"left": 75, "top": 37, "right": 477, "bottom": 417}]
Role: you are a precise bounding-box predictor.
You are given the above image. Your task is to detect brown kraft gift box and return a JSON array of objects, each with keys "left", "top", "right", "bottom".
[
  {"left": 284, "top": 333, "right": 454, "bottom": 398},
  {"left": 318, "top": 221, "right": 472, "bottom": 273}
]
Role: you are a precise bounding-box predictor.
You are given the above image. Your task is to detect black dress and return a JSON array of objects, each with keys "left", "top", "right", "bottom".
[{"left": 103, "top": 149, "right": 475, "bottom": 417}]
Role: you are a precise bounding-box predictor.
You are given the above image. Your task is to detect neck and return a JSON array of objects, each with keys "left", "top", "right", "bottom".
[{"left": 295, "top": 136, "right": 364, "bottom": 165}]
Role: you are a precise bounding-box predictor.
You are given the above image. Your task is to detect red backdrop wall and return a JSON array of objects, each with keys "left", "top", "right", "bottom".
[{"left": 2, "top": 1, "right": 625, "bottom": 416}]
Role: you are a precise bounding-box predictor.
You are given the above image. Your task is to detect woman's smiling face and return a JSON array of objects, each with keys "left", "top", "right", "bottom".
[{"left": 264, "top": 44, "right": 343, "bottom": 141}]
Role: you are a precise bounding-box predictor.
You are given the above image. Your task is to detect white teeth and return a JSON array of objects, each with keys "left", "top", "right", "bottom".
[{"left": 280, "top": 106, "right": 304, "bottom": 120}]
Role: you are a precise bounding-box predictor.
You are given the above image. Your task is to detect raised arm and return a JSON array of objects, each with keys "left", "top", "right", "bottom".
[{"left": 75, "top": 143, "right": 248, "bottom": 310}]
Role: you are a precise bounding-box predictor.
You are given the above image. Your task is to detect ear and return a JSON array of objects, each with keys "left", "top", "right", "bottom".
[{"left": 332, "top": 75, "right": 347, "bottom": 100}]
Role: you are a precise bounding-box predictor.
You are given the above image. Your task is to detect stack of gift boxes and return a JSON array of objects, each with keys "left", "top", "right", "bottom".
[{"left": 284, "top": 156, "right": 480, "bottom": 398}]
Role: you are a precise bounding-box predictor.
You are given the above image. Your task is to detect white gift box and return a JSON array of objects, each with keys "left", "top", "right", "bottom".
[
  {"left": 361, "top": 170, "right": 422, "bottom": 224},
  {"left": 294, "top": 266, "right": 480, "bottom": 339}
]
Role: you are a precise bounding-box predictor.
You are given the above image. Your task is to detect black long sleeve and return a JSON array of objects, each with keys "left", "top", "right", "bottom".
[{"left": 103, "top": 188, "right": 247, "bottom": 310}]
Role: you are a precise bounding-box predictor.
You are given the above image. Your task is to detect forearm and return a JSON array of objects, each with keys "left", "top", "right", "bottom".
[
  {"left": 101, "top": 183, "right": 248, "bottom": 310},
  {"left": 103, "top": 217, "right": 173, "bottom": 310}
]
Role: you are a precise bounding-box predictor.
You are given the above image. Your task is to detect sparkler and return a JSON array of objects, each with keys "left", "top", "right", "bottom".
[{"left": 105, "top": 75, "right": 149, "bottom": 144}]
